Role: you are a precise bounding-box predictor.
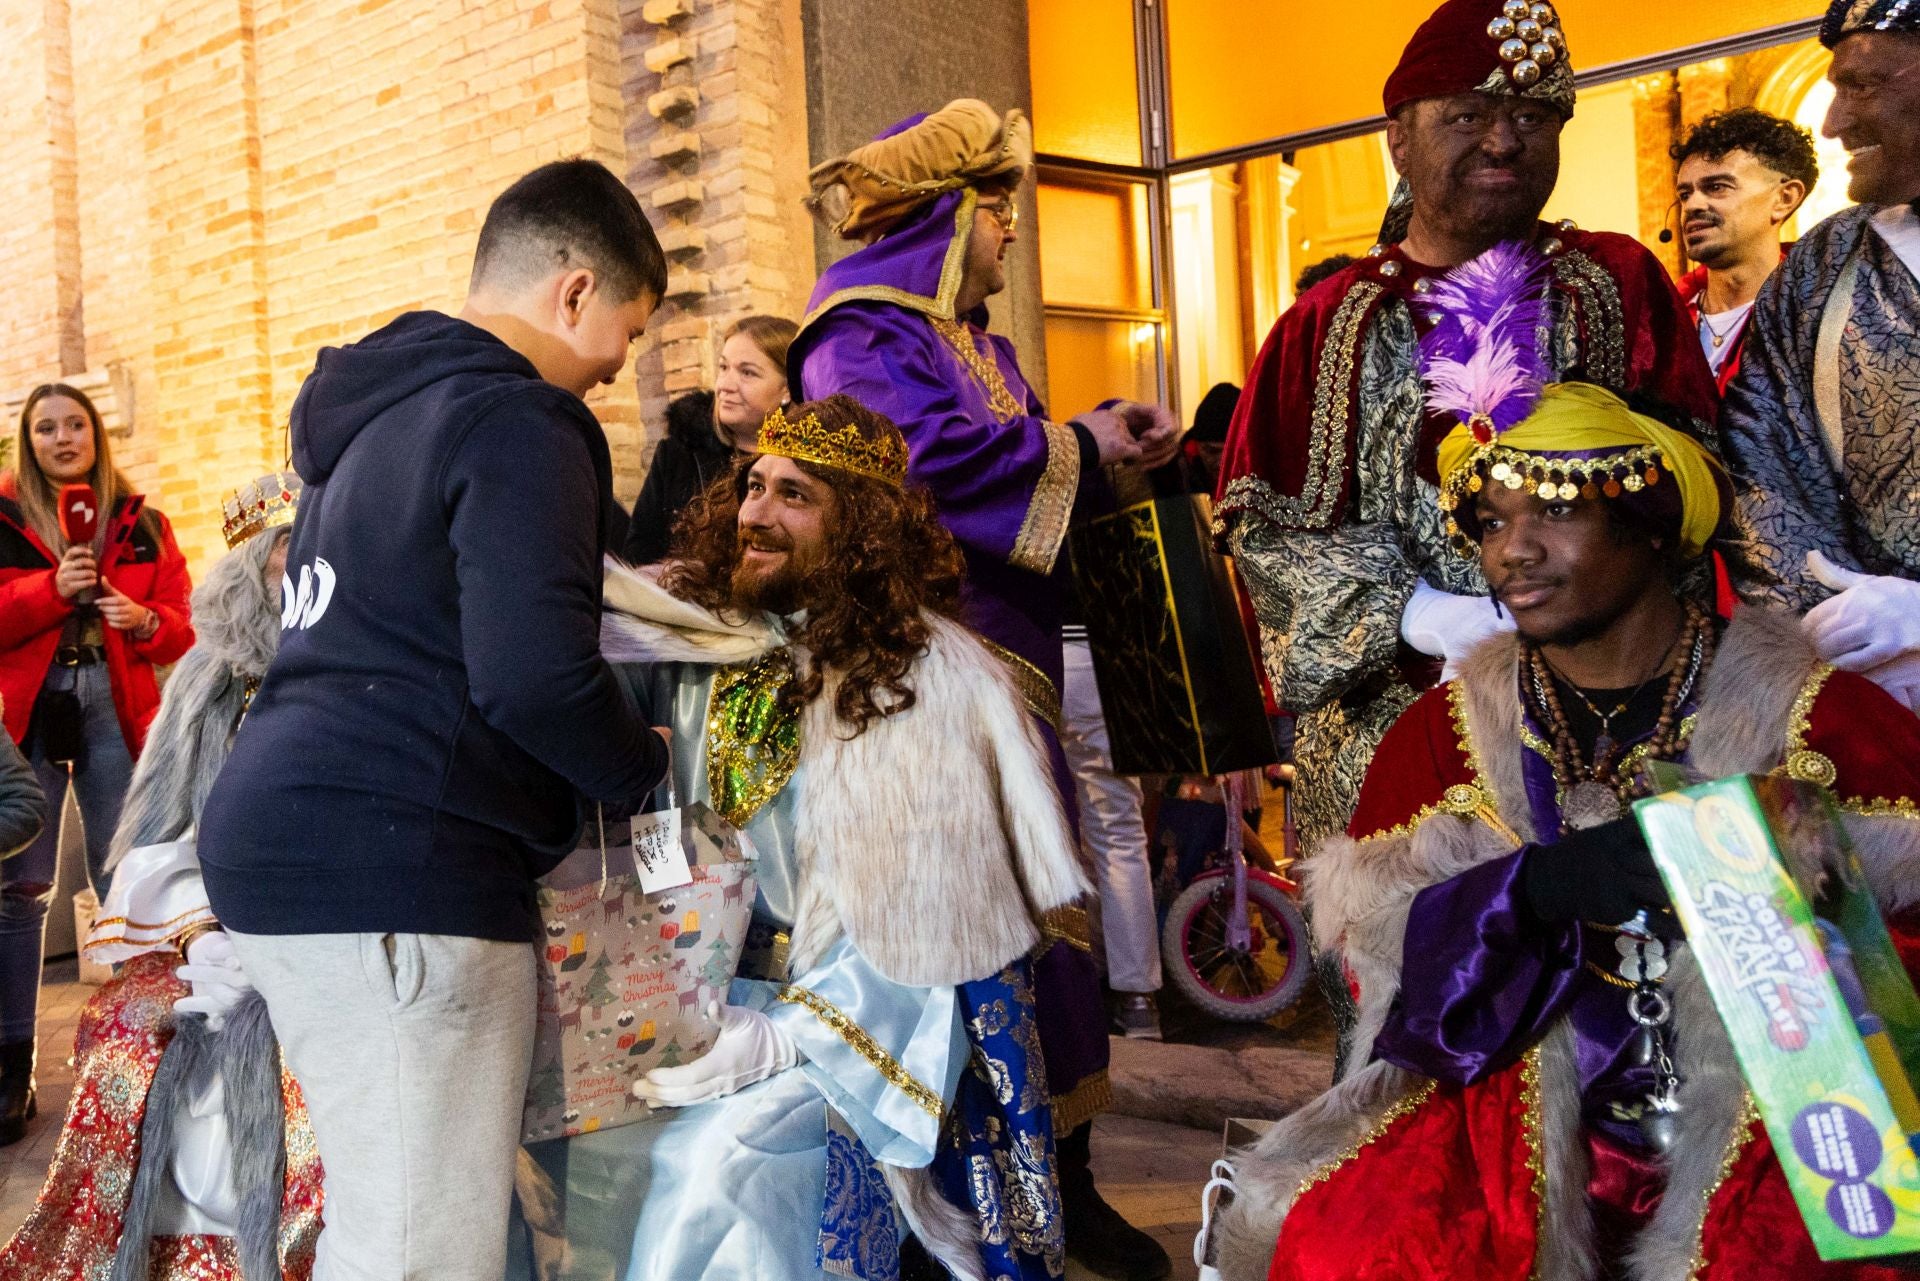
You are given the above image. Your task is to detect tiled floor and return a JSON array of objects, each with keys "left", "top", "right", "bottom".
[{"left": 0, "top": 962, "right": 1230, "bottom": 1279}]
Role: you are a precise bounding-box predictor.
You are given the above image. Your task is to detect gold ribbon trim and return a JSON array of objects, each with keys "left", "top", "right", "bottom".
[
  {"left": 1050, "top": 1067, "right": 1112, "bottom": 1136},
  {"left": 777, "top": 984, "right": 943, "bottom": 1118},
  {"left": 1039, "top": 905, "right": 1092, "bottom": 954},
  {"left": 981, "top": 637, "right": 1063, "bottom": 733}
]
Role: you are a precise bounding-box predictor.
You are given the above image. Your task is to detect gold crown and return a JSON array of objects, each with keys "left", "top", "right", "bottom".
[
  {"left": 755, "top": 405, "right": 910, "bottom": 487},
  {"left": 221, "top": 470, "right": 303, "bottom": 550}
]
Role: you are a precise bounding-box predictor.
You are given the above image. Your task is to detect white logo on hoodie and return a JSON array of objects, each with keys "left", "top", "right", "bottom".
[{"left": 281, "top": 558, "right": 336, "bottom": 630}]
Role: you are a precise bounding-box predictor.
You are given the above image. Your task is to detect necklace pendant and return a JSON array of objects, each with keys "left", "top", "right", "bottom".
[
  {"left": 1564, "top": 780, "right": 1624, "bottom": 830},
  {"left": 1711, "top": 332, "right": 1725, "bottom": 348},
  {"left": 1640, "top": 1104, "right": 1680, "bottom": 1154}
]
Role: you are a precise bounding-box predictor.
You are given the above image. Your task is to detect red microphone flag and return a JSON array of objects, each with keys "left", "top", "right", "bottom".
[{"left": 58, "top": 483, "right": 99, "bottom": 546}]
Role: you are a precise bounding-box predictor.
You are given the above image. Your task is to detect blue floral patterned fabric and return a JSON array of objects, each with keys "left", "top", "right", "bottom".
[
  {"left": 818, "top": 1116, "right": 901, "bottom": 1281},
  {"left": 933, "top": 960, "right": 1067, "bottom": 1280}
]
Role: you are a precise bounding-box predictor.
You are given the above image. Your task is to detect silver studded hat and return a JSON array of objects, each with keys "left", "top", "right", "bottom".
[
  {"left": 1823, "top": 0, "right": 1920, "bottom": 48},
  {"left": 1382, "top": 0, "right": 1576, "bottom": 120}
]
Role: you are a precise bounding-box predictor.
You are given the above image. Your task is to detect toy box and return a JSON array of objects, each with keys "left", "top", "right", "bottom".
[{"left": 1635, "top": 774, "right": 1920, "bottom": 1258}]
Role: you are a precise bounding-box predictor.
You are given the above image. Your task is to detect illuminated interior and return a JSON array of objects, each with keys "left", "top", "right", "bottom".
[{"left": 1028, "top": 4, "right": 1844, "bottom": 420}]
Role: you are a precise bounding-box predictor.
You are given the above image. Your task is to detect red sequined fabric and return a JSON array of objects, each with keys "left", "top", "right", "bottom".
[{"left": 0, "top": 952, "right": 323, "bottom": 1279}]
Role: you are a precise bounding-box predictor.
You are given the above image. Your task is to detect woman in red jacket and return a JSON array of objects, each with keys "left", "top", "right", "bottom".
[{"left": 0, "top": 383, "right": 192, "bottom": 1145}]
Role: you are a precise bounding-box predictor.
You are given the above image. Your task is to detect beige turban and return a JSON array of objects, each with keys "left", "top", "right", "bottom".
[{"left": 806, "top": 98, "right": 1034, "bottom": 241}]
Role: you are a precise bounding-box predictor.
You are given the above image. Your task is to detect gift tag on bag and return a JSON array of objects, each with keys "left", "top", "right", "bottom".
[{"left": 632, "top": 807, "right": 694, "bottom": 893}]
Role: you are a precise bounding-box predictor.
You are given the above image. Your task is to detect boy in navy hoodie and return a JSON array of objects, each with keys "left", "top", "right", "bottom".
[{"left": 197, "top": 159, "right": 671, "bottom": 1280}]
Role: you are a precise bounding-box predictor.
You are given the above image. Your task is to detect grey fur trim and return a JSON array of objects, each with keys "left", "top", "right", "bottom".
[
  {"left": 1533, "top": 1022, "right": 1597, "bottom": 1281},
  {"left": 1847, "top": 813, "right": 1920, "bottom": 916},
  {"left": 110, "top": 995, "right": 287, "bottom": 1281},
  {"left": 221, "top": 993, "right": 286, "bottom": 1281},
  {"left": 111, "top": 1013, "right": 216, "bottom": 1281},
  {"left": 1210, "top": 1061, "right": 1423, "bottom": 1281},
  {"left": 104, "top": 533, "right": 282, "bottom": 876},
  {"left": 882, "top": 1163, "right": 988, "bottom": 1281}
]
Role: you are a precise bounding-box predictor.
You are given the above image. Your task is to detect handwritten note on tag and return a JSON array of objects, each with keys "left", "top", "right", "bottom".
[{"left": 631, "top": 807, "right": 694, "bottom": 893}]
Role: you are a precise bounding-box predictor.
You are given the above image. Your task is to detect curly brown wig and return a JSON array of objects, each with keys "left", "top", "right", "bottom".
[{"left": 660, "top": 395, "right": 967, "bottom": 734}]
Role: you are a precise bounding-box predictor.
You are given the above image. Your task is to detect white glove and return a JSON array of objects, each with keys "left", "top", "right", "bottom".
[
  {"left": 1400, "top": 579, "right": 1515, "bottom": 679},
  {"left": 1804, "top": 551, "right": 1920, "bottom": 672},
  {"left": 633, "top": 1001, "right": 798, "bottom": 1108},
  {"left": 1860, "top": 651, "right": 1920, "bottom": 716},
  {"left": 173, "top": 930, "right": 253, "bottom": 1032}
]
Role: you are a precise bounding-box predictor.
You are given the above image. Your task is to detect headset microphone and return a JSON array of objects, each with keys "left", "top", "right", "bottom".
[{"left": 1656, "top": 197, "right": 1684, "bottom": 244}]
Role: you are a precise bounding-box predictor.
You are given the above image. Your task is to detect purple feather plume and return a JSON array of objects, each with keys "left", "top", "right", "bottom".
[{"left": 1417, "top": 241, "right": 1552, "bottom": 436}]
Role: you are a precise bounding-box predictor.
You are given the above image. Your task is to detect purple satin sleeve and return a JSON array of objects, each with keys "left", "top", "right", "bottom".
[
  {"left": 798, "top": 308, "right": 1069, "bottom": 566},
  {"left": 1372, "top": 847, "right": 1588, "bottom": 1085}
]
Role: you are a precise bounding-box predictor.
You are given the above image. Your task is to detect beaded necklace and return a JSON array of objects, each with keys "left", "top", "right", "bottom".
[{"left": 1521, "top": 599, "right": 1713, "bottom": 833}]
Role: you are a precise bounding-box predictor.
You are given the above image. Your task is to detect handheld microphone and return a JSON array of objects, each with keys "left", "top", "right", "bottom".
[{"left": 57, "top": 482, "right": 100, "bottom": 604}]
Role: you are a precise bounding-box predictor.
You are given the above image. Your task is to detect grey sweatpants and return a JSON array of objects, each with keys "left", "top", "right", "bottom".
[{"left": 228, "top": 929, "right": 538, "bottom": 1281}]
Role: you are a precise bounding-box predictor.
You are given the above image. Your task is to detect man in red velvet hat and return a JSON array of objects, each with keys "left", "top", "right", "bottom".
[{"left": 1213, "top": 0, "right": 1719, "bottom": 879}]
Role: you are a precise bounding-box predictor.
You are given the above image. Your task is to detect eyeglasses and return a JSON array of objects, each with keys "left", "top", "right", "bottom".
[{"left": 981, "top": 200, "right": 1019, "bottom": 233}]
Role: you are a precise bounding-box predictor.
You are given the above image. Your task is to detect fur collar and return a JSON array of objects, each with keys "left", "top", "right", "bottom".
[
  {"left": 600, "top": 557, "right": 777, "bottom": 665},
  {"left": 599, "top": 563, "right": 1089, "bottom": 987},
  {"left": 1215, "top": 606, "right": 1920, "bottom": 1281}
]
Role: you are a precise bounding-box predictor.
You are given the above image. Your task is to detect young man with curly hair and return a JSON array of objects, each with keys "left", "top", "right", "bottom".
[
  {"left": 1721, "top": 4, "right": 1920, "bottom": 718},
  {"left": 1670, "top": 107, "right": 1818, "bottom": 390},
  {"left": 520, "top": 394, "right": 1089, "bottom": 1281}
]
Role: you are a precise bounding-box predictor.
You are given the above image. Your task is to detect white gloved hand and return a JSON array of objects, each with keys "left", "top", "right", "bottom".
[
  {"left": 633, "top": 1001, "right": 798, "bottom": 1108},
  {"left": 1400, "top": 579, "right": 1515, "bottom": 679},
  {"left": 1804, "top": 551, "right": 1920, "bottom": 672},
  {"left": 1860, "top": 651, "right": 1920, "bottom": 716},
  {"left": 173, "top": 930, "right": 254, "bottom": 1032}
]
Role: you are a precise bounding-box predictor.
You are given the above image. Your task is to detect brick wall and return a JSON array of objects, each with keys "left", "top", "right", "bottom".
[
  {"left": 622, "top": 0, "right": 814, "bottom": 454},
  {"left": 0, "top": 0, "right": 687, "bottom": 570}
]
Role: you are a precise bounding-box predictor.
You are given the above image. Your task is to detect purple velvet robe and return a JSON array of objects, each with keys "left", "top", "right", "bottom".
[{"left": 790, "top": 189, "right": 1110, "bottom": 1126}]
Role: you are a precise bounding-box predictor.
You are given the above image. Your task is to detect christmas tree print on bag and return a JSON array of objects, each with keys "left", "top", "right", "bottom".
[{"left": 521, "top": 801, "right": 756, "bottom": 1142}]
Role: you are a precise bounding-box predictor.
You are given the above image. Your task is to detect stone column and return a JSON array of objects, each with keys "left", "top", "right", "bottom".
[
  {"left": 621, "top": 0, "right": 816, "bottom": 491},
  {"left": 1631, "top": 71, "right": 1684, "bottom": 276},
  {"left": 797, "top": 0, "right": 1047, "bottom": 401}
]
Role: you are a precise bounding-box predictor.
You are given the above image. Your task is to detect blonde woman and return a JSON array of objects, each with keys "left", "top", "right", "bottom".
[
  {"left": 0, "top": 383, "right": 193, "bottom": 1146},
  {"left": 623, "top": 315, "right": 796, "bottom": 564}
]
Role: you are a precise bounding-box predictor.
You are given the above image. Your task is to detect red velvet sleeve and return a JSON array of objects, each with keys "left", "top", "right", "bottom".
[
  {"left": 1346, "top": 684, "right": 1477, "bottom": 841},
  {"left": 1804, "top": 669, "right": 1920, "bottom": 814},
  {"left": 1572, "top": 231, "right": 1721, "bottom": 429},
  {"left": 1214, "top": 266, "right": 1387, "bottom": 536}
]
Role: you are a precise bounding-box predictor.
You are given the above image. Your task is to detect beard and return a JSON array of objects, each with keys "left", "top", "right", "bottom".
[{"left": 730, "top": 555, "right": 805, "bottom": 615}]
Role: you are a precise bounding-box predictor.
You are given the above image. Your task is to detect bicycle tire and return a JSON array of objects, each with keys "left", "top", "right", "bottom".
[{"left": 1161, "top": 876, "right": 1313, "bottom": 1022}]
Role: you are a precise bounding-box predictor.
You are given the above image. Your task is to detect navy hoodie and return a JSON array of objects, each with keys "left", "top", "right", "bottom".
[{"left": 198, "top": 311, "right": 667, "bottom": 942}]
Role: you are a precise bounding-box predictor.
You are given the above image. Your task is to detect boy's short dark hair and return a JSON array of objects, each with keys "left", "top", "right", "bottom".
[
  {"left": 1670, "top": 108, "right": 1820, "bottom": 192},
  {"left": 471, "top": 159, "right": 668, "bottom": 304}
]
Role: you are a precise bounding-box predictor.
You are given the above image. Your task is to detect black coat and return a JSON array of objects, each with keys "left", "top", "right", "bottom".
[{"left": 622, "top": 418, "right": 735, "bottom": 564}]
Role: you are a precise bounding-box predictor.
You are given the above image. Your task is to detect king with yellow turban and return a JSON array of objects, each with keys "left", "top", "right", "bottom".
[{"left": 1197, "top": 242, "right": 1920, "bottom": 1281}]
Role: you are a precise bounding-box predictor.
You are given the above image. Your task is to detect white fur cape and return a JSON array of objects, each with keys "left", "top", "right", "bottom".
[
  {"left": 1211, "top": 607, "right": 1920, "bottom": 1281},
  {"left": 599, "top": 558, "right": 1090, "bottom": 988}
]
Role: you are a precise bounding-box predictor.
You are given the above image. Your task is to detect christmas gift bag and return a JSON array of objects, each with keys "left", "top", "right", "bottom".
[{"left": 521, "top": 800, "right": 757, "bottom": 1142}]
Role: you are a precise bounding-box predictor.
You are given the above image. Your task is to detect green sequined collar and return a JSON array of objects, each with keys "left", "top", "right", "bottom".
[{"left": 706, "top": 647, "right": 803, "bottom": 828}]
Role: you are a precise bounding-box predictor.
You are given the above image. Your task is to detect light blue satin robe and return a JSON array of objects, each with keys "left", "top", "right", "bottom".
[{"left": 506, "top": 662, "right": 968, "bottom": 1281}]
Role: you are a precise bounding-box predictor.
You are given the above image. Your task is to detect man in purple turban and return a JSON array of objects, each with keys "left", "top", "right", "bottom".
[{"left": 789, "top": 98, "right": 1179, "bottom": 1281}]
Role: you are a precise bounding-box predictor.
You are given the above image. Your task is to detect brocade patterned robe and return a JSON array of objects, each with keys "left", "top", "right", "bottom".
[
  {"left": 1721, "top": 204, "right": 1920, "bottom": 610},
  {"left": 1214, "top": 224, "right": 1719, "bottom": 846}
]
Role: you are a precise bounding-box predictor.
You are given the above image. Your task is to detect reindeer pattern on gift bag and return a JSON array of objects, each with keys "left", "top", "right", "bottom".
[{"left": 520, "top": 807, "right": 757, "bottom": 1142}]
